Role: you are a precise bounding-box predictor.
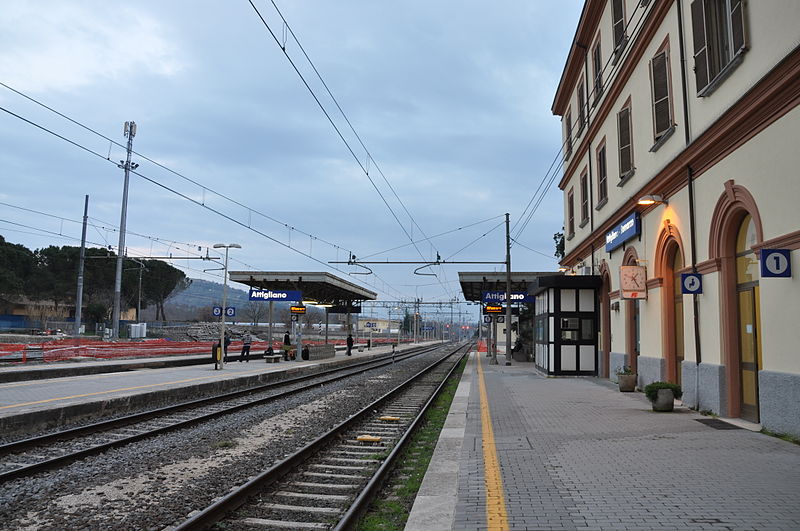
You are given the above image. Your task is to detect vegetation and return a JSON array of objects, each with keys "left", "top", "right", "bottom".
[
  {"left": 0, "top": 235, "right": 190, "bottom": 324},
  {"left": 356, "top": 356, "right": 467, "bottom": 530},
  {"left": 616, "top": 365, "right": 635, "bottom": 375},
  {"left": 760, "top": 428, "right": 800, "bottom": 446},
  {"left": 644, "top": 381, "right": 683, "bottom": 402}
]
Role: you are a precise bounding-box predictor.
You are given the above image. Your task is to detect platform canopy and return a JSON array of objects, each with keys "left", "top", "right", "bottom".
[
  {"left": 457, "top": 271, "right": 561, "bottom": 302},
  {"left": 228, "top": 271, "right": 377, "bottom": 304}
]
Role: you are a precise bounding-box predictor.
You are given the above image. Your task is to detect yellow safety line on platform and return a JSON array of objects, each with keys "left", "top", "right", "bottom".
[
  {"left": 477, "top": 352, "right": 509, "bottom": 530},
  {"left": 0, "top": 368, "right": 273, "bottom": 410}
]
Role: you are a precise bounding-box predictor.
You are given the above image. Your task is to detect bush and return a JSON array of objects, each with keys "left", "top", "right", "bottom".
[
  {"left": 644, "top": 381, "right": 683, "bottom": 402},
  {"left": 615, "top": 365, "right": 635, "bottom": 375}
]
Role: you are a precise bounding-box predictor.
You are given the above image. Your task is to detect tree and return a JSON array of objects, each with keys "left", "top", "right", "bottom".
[
  {"left": 141, "top": 259, "right": 191, "bottom": 321},
  {"left": 244, "top": 301, "right": 267, "bottom": 325},
  {"left": 0, "top": 236, "right": 35, "bottom": 298},
  {"left": 553, "top": 228, "right": 565, "bottom": 260}
]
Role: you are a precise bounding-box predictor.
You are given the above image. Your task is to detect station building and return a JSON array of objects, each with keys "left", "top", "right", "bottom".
[{"left": 552, "top": 0, "right": 800, "bottom": 436}]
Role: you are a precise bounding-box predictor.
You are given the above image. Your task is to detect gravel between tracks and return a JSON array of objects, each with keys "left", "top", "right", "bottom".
[{"left": 0, "top": 348, "right": 452, "bottom": 530}]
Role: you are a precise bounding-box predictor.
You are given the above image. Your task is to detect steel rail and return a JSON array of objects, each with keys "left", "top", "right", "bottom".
[
  {"left": 0, "top": 344, "right": 439, "bottom": 483},
  {"left": 175, "top": 342, "right": 470, "bottom": 530}
]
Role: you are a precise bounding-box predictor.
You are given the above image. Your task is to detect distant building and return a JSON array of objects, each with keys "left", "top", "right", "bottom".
[{"left": 552, "top": 0, "right": 800, "bottom": 436}]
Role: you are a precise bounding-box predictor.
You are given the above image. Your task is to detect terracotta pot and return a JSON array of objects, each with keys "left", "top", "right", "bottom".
[
  {"left": 618, "top": 374, "right": 636, "bottom": 392},
  {"left": 651, "top": 389, "right": 675, "bottom": 411}
]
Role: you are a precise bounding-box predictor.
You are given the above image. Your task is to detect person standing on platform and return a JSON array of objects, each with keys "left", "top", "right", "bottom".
[
  {"left": 240, "top": 331, "right": 252, "bottom": 362},
  {"left": 283, "top": 331, "right": 291, "bottom": 361},
  {"left": 223, "top": 331, "right": 231, "bottom": 362},
  {"left": 346, "top": 333, "right": 354, "bottom": 356}
]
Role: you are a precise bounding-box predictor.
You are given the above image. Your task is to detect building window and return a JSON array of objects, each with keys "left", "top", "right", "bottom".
[
  {"left": 611, "top": 0, "right": 627, "bottom": 60},
  {"left": 617, "top": 104, "right": 634, "bottom": 180},
  {"left": 577, "top": 81, "right": 586, "bottom": 135},
  {"left": 597, "top": 143, "right": 608, "bottom": 205},
  {"left": 650, "top": 47, "right": 674, "bottom": 144},
  {"left": 567, "top": 188, "right": 575, "bottom": 238},
  {"left": 580, "top": 172, "right": 589, "bottom": 225},
  {"left": 565, "top": 110, "right": 573, "bottom": 160},
  {"left": 691, "top": 0, "right": 747, "bottom": 96},
  {"left": 592, "top": 40, "right": 603, "bottom": 105}
]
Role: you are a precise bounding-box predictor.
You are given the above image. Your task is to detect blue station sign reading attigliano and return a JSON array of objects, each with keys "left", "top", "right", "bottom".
[
  {"left": 605, "top": 212, "right": 641, "bottom": 252},
  {"left": 249, "top": 288, "right": 302, "bottom": 302},
  {"left": 482, "top": 291, "right": 534, "bottom": 303}
]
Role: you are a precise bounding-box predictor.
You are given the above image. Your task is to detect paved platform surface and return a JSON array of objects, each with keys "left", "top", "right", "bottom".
[
  {"left": 0, "top": 342, "right": 425, "bottom": 430},
  {"left": 408, "top": 351, "right": 800, "bottom": 530}
]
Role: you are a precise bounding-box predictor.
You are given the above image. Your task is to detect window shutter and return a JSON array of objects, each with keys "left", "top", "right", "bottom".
[
  {"left": 593, "top": 43, "right": 603, "bottom": 102},
  {"left": 598, "top": 146, "right": 607, "bottom": 201},
  {"left": 577, "top": 83, "right": 585, "bottom": 134},
  {"left": 690, "top": 0, "right": 709, "bottom": 92},
  {"left": 651, "top": 51, "right": 671, "bottom": 137},
  {"left": 612, "top": 0, "right": 626, "bottom": 49},
  {"left": 730, "top": 0, "right": 745, "bottom": 53},
  {"left": 618, "top": 108, "right": 632, "bottom": 176}
]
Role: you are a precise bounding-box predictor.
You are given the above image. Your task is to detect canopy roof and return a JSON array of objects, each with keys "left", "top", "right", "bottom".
[
  {"left": 228, "top": 271, "right": 377, "bottom": 304},
  {"left": 457, "top": 271, "right": 560, "bottom": 302}
]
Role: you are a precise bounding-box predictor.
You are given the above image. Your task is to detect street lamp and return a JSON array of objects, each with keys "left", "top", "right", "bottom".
[{"left": 213, "top": 243, "right": 241, "bottom": 370}]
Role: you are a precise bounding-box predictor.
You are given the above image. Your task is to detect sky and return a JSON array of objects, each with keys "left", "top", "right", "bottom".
[{"left": 0, "top": 0, "right": 583, "bottom": 315}]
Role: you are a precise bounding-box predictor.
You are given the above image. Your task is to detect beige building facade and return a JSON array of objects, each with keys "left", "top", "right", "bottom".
[{"left": 552, "top": 0, "right": 800, "bottom": 436}]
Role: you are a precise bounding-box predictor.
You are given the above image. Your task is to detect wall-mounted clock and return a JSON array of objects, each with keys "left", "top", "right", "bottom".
[{"left": 619, "top": 265, "right": 647, "bottom": 299}]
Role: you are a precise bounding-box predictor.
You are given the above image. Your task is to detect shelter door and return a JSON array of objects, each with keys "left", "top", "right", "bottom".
[{"left": 737, "top": 286, "right": 760, "bottom": 423}]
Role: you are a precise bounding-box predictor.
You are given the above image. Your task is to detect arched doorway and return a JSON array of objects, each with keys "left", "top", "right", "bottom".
[
  {"left": 622, "top": 247, "right": 640, "bottom": 373},
  {"left": 599, "top": 261, "right": 612, "bottom": 378},
  {"left": 709, "top": 180, "right": 764, "bottom": 421},
  {"left": 735, "top": 215, "right": 761, "bottom": 422},
  {"left": 655, "top": 223, "right": 686, "bottom": 385}
]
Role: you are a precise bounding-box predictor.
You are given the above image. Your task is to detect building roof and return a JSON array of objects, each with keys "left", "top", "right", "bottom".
[
  {"left": 227, "top": 271, "right": 377, "bottom": 303},
  {"left": 457, "top": 271, "right": 560, "bottom": 302},
  {"left": 551, "top": 0, "right": 605, "bottom": 116}
]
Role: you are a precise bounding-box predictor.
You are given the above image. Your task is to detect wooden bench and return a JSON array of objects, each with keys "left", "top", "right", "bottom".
[{"left": 264, "top": 354, "right": 283, "bottom": 363}]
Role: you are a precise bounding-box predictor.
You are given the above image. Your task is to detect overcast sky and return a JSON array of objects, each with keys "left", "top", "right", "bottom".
[{"left": 0, "top": 1, "right": 582, "bottom": 311}]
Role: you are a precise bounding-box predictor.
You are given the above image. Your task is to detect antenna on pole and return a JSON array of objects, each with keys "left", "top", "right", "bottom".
[{"left": 111, "top": 121, "right": 137, "bottom": 339}]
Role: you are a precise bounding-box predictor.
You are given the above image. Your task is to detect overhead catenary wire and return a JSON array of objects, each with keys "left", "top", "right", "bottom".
[
  {"left": 511, "top": 0, "right": 651, "bottom": 243},
  {"left": 0, "top": 105, "right": 409, "bottom": 301},
  {"left": 246, "top": 0, "right": 455, "bottom": 298}
]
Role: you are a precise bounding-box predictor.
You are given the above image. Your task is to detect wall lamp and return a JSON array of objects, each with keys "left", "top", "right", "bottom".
[{"left": 637, "top": 194, "right": 667, "bottom": 206}]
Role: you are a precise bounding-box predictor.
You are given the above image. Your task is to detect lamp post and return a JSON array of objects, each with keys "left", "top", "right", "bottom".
[{"left": 213, "top": 243, "right": 241, "bottom": 370}]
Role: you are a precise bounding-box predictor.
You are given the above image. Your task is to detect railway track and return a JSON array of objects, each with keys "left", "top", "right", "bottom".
[
  {"left": 177, "top": 342, "right": 470, "bottom": 530},
  {"left": 0, "top": 344, "right": 439, "bottom": 484}
]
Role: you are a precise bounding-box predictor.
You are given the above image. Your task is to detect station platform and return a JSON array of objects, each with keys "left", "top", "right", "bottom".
[
  {"left": 407, "top": 351, "right": 800, "bottom": 530},
  {"left": 0, "top": 341, "right": 424, "bottom": 436}
]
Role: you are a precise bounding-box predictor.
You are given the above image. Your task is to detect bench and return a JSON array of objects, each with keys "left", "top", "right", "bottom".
[{"left": 264, "top": 354, "right": 282, "bottom": 363}]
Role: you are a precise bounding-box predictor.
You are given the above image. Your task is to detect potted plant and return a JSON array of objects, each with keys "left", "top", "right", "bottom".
[
  {"left": 616, "top": 365, "right": 637, "bottom": 392},
  {"left": 644, "top": 382, "right": 683, "bottom": 412}
]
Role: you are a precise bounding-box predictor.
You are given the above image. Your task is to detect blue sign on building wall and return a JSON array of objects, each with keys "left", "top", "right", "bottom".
[
  {"left": 482, "top": 291, "right": 534, "bottom": 303},
  {"left": 605, "top": 212, "right": 641, "bottom": 252},
  {"left": 249, "top": 289, "right": 302, "bottom": 301}
]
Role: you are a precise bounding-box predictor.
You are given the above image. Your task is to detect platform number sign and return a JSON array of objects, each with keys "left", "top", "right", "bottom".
[
  {"left": 483, "top": 315, "right": 492, "bottom": 324},
  {"left": 760, "top": 249, "right": 792, "bottom": 278},
  {"left": 681, "top": 273, "right": 703, "bottom": 294},
  {"left": 213, "top": 306, "right": 235, "bottom": 317}
]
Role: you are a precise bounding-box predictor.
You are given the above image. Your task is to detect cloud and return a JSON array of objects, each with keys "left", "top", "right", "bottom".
[{"left": 0, "top": 2, "right": 184, "bottom": 94}]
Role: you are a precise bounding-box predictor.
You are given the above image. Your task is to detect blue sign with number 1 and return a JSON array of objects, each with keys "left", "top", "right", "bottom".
[{"left": 761, "top": 249, "right": 791, "bottom": 278}]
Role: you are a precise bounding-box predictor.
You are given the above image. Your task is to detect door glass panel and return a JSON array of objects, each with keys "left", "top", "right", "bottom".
[
  {"left": 738, "top": 289, "right": 758, "bottom": 421},
  {"left": 735, "top": 215, "right": 758, "bottom": 284}
]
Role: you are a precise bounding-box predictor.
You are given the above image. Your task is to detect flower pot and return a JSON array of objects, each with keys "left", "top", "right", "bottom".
[
  {"left": 651, "top": 389, "right": 675, "bottom": 411},
  {"left": 618, "top": 374, "right": 636, "bottom": 392}
]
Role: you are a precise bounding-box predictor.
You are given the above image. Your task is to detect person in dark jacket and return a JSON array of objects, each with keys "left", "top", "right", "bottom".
[
  {"left": 240, "top": 332, "right": 252, "bottom": 362},
  {"left": 223, "top": 331, "right": 231, "bottom": 362},
  {"left": 346, "top": 333, "right": 354, "bottom": 356},
  {"left": 283, "top": 331, "right": 291, "bottom": 361}
]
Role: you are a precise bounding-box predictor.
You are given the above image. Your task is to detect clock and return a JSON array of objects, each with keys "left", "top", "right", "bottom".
[{"left": 619, "top": 265, "right": 647, "bottom": 299}]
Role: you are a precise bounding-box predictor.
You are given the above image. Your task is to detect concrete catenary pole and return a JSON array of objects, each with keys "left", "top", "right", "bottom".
[
  {"left": 112, "top": 121, "right": 137, "bottom": 339},
  {"left": 74, "top": 195, "right": 89, "bottom": 337},
  {"left": 505, "top": 213, "right": 513, "bottom": 365}
]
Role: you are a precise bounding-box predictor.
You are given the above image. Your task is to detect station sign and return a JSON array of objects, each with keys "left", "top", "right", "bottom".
[
  {"left": 605, "top": 212, "right": 641, "bottom": 252},
  {"left": 760, "top": 249, "right": 792, "bottom": 278},
  {"left": 290, "top": 305, "right": 307, "bottom": 314},
  {"left": 364, "top": 321, "right": 378, "bottom": 328},
  {"left": 249, "top": 289, "right": 302, "bottom": 301},
  {"left": 482, "top": 291, "right": 534, "bottom": 303},
  {"left": 212, "top": 306, "right": 235, "bottom": 317}
]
